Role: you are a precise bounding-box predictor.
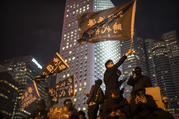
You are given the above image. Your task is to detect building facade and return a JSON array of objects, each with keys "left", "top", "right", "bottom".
[
  {"left": 145, "top": 31, "right": 179, "bottom": 113},
  {"left": 0, "top": 71, "right": 19, "bottom": 119}
]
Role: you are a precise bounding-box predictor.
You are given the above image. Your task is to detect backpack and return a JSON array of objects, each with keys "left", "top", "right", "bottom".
[{"left": 95, "top": 88, "right": 104, "bottom": 104}]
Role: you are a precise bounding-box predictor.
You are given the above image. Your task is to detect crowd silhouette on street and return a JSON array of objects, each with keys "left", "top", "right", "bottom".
[{"left": 30, "top": 48, "right": 175, "bottom": 119}]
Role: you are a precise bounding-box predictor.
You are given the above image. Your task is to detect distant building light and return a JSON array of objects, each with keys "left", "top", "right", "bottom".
[
  {"left": 78, "top": 107, "right": 81, "bottom": 111},
  {"left": 21, "top": 110, "right": 31, "bottom": 115},
  {"left": 83, "top": 107, "right": 86, "bottom": 111},
  {"left": 32, "top": 58, "right": 42, "bottom": 69}
]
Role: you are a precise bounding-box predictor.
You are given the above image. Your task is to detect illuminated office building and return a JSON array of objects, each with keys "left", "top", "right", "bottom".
[
  {"left": 162, "top": 31, "right": 179, "bottom": 113},
  {"left": 147, "top": 40, "right": 175, "bottom": 97},
  {"left": 2, "top": 56, "right": 49, "bottom": 118},
  {"left": 145, "top": 31, "right": 179, "bottom": 113},
  {"left": 56, "top": 0, "right": 122, "bottom": 112},
  {"left": 162, "top": 31, "right": 179, "bottom": 98},
  {"left": 0, "top": 71, "right": 19, "bottom": 119}
]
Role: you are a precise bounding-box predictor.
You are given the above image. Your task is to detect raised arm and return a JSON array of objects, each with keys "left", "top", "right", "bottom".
[{"left": 113, "top": 48, "right": 133, "bottom": 68}]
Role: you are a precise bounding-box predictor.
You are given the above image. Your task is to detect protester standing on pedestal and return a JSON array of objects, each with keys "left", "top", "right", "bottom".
[
  {"left": 83, "top": 79, "right": 104, "bottom": 119},
  {"left": 101, "top": 48, "right": 132, "bottom": 119}
]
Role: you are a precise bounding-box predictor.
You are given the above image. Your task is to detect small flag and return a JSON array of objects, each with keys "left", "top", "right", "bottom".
[
  {"left": 48, "top": 75, "right": 75, "bottom": 103},
  {"left": 78, "top": 0, "right": 136, "bottom": 43},
  {"left": 41, "top": 52, "right": 70, "bottom": 78},
  {"left": 19, "top": 81, "right": 40, "bottom": 111}
]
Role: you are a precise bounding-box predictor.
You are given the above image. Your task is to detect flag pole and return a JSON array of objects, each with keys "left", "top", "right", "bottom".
[{"left": 130, "top": 0, "right": 136, "bottom": 49}]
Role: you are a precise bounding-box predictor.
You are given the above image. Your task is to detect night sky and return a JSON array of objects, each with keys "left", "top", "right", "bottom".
[{"left": 0, "top": 0, "right": 177, "bottom": 66}]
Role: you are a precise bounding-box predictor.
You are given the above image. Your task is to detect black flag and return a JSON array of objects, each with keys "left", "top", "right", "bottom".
[
  {"left": 42, "top": 52, "right": 70, "bottom": 78},
  {"left": 78, "top": 0, "right": 136, "bottom": 43}
]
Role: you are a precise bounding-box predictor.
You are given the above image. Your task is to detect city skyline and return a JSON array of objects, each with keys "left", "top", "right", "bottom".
[
  {"left": 1, "top": 0, "right": 177, "bottom": 66},
  {"left": 0, "top": 0, "right": 179, "bottom": 118}
]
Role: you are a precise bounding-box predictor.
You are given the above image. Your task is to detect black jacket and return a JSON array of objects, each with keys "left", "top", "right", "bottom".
[
  {"left": 127, "top": 75, "right": 152, "bottom": 95},
  {"left": 104, "top": 55, "right": 127, "bottom": 98},
  {"left": 86, "top": 83, "right": 102, "bottom": 105}
]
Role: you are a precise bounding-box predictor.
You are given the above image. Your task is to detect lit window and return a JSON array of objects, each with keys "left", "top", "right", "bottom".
[
  {"left": 72, "top": 57, "right": 75, "bottom": 60},
  {"left": 62, "top": 47, "right": 65, "bottom": 50},
  {"left": 79, "top": 88, "right": 82, "bottom": 91},
  {"left": 84, "top": 82, "right": 87, "bottom": 86},
  {"left": 78, "top": 107, "right": 81, "bottom": 111},
  {"left": 128, "top": 65, "right": 131, "bottom": 68},
  {"left": 69, "top": 51, "right": 72, "bottom": 54},
  {"left": 84, "top": 56, "right": 87, "bottom": 60},
  {"left": 67, "top": 73, "right": 70, "bottom": 77},
  {"left": 63, "top": 75, "right": 66, "bottom": 78},
  {"left": 66, "top": 14, "right": 69, "bottom": 17},
  {"left": 74, "top": 98, "right": 77, "bottom": 102},
  {"left": 83, "top": 107, "right": 86, "bottom": 111}
]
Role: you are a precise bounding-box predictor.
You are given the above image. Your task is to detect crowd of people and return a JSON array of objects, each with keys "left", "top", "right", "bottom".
[{"left": 30, "top": 48, "right": 175, "bottom": 119}]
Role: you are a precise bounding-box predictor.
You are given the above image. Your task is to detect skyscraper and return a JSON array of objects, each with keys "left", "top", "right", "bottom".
[
  {"left": 162, "top": 31, "right": 179, "bottom": 113},
  {"left": 145, "top": 31, "right": 179, "bottom": 113},
  {"left": 0, "top": 71, "right": 19, "bottom": 119},
  {"left": 162, "top": 31, "right": 179, "bottom": 98},
  {"left": 57, "top": 0, "right": 122, "bottom": 112}
]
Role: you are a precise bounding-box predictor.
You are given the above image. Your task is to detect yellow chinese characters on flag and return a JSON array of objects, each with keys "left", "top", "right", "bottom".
[
  {"left": 78, "top": 0, "right": 136, "bottom": 43},
  {"left": 48, "top": 75, "right": 75, "bottom": 103},
  {"left": 19, "top": 81, "right": 40, "bottom": 111},
  {"left": 42, "top": 52, "right": 70, "bottom": 76}
]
